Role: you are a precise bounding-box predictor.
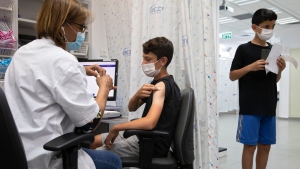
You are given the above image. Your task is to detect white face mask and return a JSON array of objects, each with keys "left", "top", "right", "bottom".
[
  {"left": 141, "top": 60, "right": 162, "bottom": 77},
  {"left": 256, "top": 26, "right": 274, "bottom": 41}
]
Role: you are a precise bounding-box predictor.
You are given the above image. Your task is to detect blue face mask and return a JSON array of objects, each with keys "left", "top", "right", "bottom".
[
  {"left": 66, "top": 32, "right": 85, "bottom": 50},
  {"left": 62, "top": 23, "right": 86, "bottom": 50}
]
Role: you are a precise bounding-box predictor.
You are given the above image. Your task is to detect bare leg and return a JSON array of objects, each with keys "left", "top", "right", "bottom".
[
  {"left": 256, "top": 143, "right": 271, "bottom": 169},
  {"left": 90, "top": 134, "right": 103, "bottom": 149},
  {"left": 242, "top": 144, "right": 256, "bottom": 169}
]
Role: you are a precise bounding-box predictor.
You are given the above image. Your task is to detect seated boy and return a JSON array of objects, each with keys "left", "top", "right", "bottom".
[{"left": 90, "top": 36, "right": 181, "bottom": 158}]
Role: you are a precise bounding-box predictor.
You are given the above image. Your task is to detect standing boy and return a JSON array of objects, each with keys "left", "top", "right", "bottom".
[
  {"left": 229, "top": 8, "right": 286, "bottom": 169},
  {"left": 90, "top": 37, "right": 181, "bottom": 158}
]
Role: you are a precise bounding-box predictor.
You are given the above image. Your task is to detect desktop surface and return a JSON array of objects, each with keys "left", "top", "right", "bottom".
[
  {"left": 102, "top": 110, "right": 121, "bottom": 119},
  {"left": 102, "top": 116, "right": 128, "bottom": 124},
  {"left": 105, "top": 105, "right": 122, "bottom": 110}
]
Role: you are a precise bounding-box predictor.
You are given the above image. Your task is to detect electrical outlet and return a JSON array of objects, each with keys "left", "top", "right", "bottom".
[{"left": 100, "top": 49, "right": 108, "bottom": 57}]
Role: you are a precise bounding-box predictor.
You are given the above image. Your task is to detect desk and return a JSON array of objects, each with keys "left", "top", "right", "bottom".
[
  {"left": 102, "top": 116, "right": 129, "bottom": 131},
  {"left": 93, "top": 116, "right": 128, "bottom": 134}
]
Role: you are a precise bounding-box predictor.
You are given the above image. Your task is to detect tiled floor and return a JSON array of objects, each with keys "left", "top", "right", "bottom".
[{"left": 219, "top": 113, "right": 300, "bottom": 169}]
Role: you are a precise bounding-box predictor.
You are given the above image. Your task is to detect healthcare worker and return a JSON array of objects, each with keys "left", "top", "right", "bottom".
[{"left": 4, "top": 0, "right": 121, "bottom": 168}]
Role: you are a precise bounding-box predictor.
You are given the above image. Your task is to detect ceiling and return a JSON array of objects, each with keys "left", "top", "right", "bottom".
[{"left": 218, "top": 0, "right": 300, "bottom": 50}]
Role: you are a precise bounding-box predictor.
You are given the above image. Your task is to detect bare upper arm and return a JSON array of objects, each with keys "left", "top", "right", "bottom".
[{"left": 143, "top": 81, "right": 166, "bottom": 127}]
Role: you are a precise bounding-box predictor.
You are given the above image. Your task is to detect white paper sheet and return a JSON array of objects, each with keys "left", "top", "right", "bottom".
[{"left": 265, "top": 44, "right": 283, "bottom": 74}]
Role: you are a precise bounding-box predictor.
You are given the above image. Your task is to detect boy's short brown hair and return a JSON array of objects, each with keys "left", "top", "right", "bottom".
[{"left": 143, "top": 37, "right": 174, "bottom": 67}]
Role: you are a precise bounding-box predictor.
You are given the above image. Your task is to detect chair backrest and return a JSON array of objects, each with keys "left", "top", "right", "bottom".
[
  {"left": 0, "top": 88, "right": 28, "bottom": 169},
  {"left": 173, "top": 87, "right": 195, "bottom": 165}
]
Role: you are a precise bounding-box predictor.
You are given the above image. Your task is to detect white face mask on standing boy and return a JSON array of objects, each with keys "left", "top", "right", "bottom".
[{"left": 256, "top": 26, "right": 274, "bottom": 41}]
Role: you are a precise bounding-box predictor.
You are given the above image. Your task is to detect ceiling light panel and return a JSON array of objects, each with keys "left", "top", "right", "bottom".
[
  {"left": 267, "top": 7, "right": 283, "bottom": 14},
  {"left": 219, "top": 17, "right": 237, "bottom": 24},
  {"left": 277, "top": 17, "right": 300, "bottom": 24},
  {"left": 228, "top": 0, "right": 261, "bottom": 6}
]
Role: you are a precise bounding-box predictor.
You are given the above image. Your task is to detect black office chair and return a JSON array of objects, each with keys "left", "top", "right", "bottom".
[
  {"left": 121, "top": 87, "right": 195, "bottom": 169},
  {"left": 0, "top": 87, "right": 94, "bottom": 169}
]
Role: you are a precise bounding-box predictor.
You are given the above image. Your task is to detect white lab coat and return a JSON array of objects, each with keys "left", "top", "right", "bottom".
[{"left": 5, "top": 38, "right": 97, "bottom": 169}]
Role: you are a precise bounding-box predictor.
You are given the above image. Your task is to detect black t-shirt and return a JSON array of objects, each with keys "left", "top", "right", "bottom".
[
  {"left": 141, "top": 75, "right": 181, "bottom": 157},
  {"left": 230, "top": 41, "right": 277, "bottom": 116}
]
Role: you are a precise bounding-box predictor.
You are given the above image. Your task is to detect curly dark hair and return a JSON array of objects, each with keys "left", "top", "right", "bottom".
[
  {"left": 252, "top": 8, "right": 277, "bottom": 26},
  {"left": 142, "top": 37, "right": 174, "bottom": 67}
]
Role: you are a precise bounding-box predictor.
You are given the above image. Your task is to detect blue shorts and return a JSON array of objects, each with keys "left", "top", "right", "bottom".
[{"left": 236, "top": 115, "right": 276, "bottom": 145}]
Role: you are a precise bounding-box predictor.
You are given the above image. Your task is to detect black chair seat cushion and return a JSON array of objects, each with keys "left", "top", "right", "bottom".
[{"left": 121, "top": 151, "right": 178, "bottom": 168}]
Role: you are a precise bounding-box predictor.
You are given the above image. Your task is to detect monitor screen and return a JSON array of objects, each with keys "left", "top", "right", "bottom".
[{"left": 78, "top": 60, "right": 118, "bottom": 101}]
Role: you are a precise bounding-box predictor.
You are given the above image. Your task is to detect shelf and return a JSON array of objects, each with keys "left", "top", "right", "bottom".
[
  {"left": 0, "top": 6, "right": 12, "bottom": 11},
  {"left": 0, "top": 6, "right": 12, "bottom": 18},
  {"left": 0, "top": 44, "right": 17, "bottom": 56},
  {"left": 18, "top": 18, "right": 36, "bottom": 29},
  {"left": 0, "top": 80, "right": 4, "bottom": 86},
  {"left": 71, "top": 53, "right": 88, "bottom": 56},
  {"left": 73, "top": 54, "right": 88, "bottom": 59},
  {"left": 0, "top": 0, "right": 13, "bottom": 11},
  {"left": 0, "top": 46, "right": 17, "bottom": 50},
  {"left": 0, "top": 54, "right": 13, "bottom": 58},
  {"left": 15, "top": 0, "right": 92, "bottom": 59},
  {"left": 0, "top": 1, "right": 13, "bottom": 18}
]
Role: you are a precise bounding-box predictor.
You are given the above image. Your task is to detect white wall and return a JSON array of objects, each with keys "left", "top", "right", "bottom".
[
  {"left": 279, "top": 48, "right": 300, "bottom": 118},
  {"left": 289, "top": 48, "right": 300, "bottom": 117},
  {"left": 90, "top": 0, "right": 109, "bottom": 60},
  {"left": 276, "top": 26, "right": 300, "bottom": 49},
  {"left": 278, "top": 63, "right": 290, "bottom": 118}
]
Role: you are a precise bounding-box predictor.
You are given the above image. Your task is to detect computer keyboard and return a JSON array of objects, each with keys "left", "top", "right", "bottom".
[{"left": 103, "top": 110, "right": 121, "bottom": 119}]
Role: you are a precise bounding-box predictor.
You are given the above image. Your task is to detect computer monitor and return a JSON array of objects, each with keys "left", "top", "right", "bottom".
[{"left": 78, "top": 59, "right": 118, "bottom": 101}]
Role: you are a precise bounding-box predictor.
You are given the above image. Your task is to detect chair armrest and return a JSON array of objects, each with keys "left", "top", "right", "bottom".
[
  {"left": 123, "top": 129, "right": 169, "bottom": 138},
  {"left": 123, "top": 129, "right": 170, "bottom": 167},
  {"left": 43, "top": 132, "right": 94, "bottom": 151}
]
